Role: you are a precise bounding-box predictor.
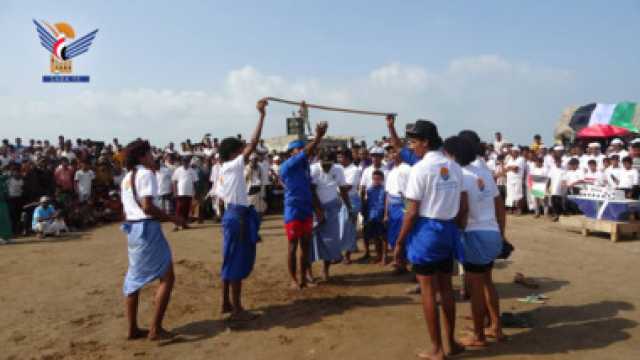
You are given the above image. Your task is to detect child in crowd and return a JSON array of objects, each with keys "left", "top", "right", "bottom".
[
  {"left": 583, "top": 160, "right": 605, "bottom": 186},
  {"left": 618, "top": 157, "right": 640, "bottom": 198},
  {"left": 365, "top": 170, "right": 387, "bottom": 264}
]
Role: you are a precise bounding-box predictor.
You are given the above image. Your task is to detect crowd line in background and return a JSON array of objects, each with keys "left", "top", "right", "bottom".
[{"left": 2, "top": 130, "right": 640, "bottom": 243}]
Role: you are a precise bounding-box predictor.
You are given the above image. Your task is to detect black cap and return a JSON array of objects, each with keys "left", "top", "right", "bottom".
[{"left": 407, "top": 119, "right": 439, "bottom": 140}]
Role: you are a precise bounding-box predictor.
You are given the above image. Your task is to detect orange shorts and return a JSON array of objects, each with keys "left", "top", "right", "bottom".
[{"left": 284, "top": 217, "right": 313, "bottom": 241}]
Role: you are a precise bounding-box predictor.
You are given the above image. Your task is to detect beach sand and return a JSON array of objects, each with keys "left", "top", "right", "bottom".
[{"left": 2, "top": 215, "right": 639, "bottom": 359}]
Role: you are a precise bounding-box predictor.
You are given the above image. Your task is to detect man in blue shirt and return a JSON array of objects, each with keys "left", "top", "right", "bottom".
[
  {"left": 280, "top": 121, "right": 328, "bottom": 289},
  {"left": 32, "top": 196, "right": 67, "bottom": 238},
  {"left": 386, "top": 114, "right": 419, "bottom": 166}
]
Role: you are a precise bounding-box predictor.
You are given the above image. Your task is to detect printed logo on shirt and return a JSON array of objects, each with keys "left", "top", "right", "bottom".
[
  {"left": 440, "top": 167, "right": 450, "bottom": 181},
  {"left": 477, "top": 177, "right": 485, "bottom": 191},
  {"left": 33, "top": 19, "right": 99, "bottom": 83}
]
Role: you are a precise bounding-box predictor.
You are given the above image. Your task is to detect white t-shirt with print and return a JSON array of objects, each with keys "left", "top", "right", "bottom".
[
  {"left": 311, "top": 163, "right": 347, "bottom": 204},
  {"left": 462, "top": 164, "right": 500, "bottom": 232},
  {"left": 216, "top": 156, "right": 249, "bottom": 206},
  {"left": 121, "top": 166, "right": 157, "bottom": 221},
  {"left": 405, "top": 151, "right": 463, "bottom": 220}
]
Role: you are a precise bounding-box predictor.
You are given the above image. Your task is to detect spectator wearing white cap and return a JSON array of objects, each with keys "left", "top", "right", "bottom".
[
  {"left": 629, "top": 139, "right": 640, "bottom": 175},
  {"left": 32, "top": 196, "right": 68, "bottom": 238},
  {"left": 545, "top": 145, "right": 564, "bottom": 171},
  {"left": 609, "top": 138, "right": 629, "bottom": 160},
  {"left": 584, "top": 142, "right": 605, "bottom": 172}
]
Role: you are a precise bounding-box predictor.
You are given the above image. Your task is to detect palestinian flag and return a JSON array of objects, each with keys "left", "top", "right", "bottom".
[
  {"left": 528, "top": 174, "right": 549, "bottom": 199},
  {"left": 568, "top": 102, "right": 639, "bottom": 133}
]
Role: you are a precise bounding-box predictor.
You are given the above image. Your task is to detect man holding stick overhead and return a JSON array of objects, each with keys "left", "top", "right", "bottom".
[
  {"left": 280, "top": 119, "right": 328, "bottom": 289},
  {"left": 215, "top": 98, "right": 267, "bottom": 320}
]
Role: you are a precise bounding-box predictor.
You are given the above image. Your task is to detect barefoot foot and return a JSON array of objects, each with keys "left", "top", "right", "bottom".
[
  {"left": 148, "top": 327, "right": 175, "bottom": 341},
  {"left": 458, "top": 335, "right": 487, "bottom": 348},
  {"left": 221, "top": 303, "right": 233, "bottom": 314},
  {"left": 127, "top": 328, "right": 148, "bottom": 340}
]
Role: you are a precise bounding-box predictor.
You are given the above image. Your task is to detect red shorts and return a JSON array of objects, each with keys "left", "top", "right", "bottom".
[{"left": 285, "top": 217, "right": 313, "bottom": 241}]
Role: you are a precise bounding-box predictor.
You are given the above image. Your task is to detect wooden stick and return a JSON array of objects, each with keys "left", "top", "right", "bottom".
[{"left": 266, "top": 97, "right": 396, "bottom": 117}]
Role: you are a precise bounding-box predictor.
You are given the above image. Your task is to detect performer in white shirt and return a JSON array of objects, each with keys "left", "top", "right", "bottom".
[
  {"left": 310, "top": 152, "right": 351, "bottom": 280},
  {"left": 394, "top": 120, "right": 465, "bottom": 359},
  {"left": 120, "top": 140, "right": 175, "bottom": 341},
  {"left": 214, "top": 98, "right": 267, "bottom": 320}
]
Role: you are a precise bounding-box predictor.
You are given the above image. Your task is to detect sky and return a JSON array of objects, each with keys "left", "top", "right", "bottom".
[{"left": 2, "top": 0, "right": 640, "bottom": 146}]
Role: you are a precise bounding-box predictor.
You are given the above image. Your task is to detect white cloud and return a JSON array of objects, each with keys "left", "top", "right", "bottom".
[{"left": 0, "top": 56, "right": 574, "bottom": 145}]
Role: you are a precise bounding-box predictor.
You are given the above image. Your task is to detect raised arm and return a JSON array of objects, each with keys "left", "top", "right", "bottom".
[
  {"left": 242, "top": 98, "right": 268, "bottom": 161},
  {"left": 303, "top": 121, "right": 328, "bottom": 157},
  {"left": 386, "top": 114, "right": 403, "bottom": 150}
]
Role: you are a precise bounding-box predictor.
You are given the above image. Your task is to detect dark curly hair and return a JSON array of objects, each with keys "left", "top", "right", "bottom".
[
  {"left": 443, "top": 136, "right": 475, "bottom": 167},
  {"left": 124, "top": 140, "right": 151, "bottom": 171},
  {"left": 219, "top": 137, "right": 244, "bottom": 162}
]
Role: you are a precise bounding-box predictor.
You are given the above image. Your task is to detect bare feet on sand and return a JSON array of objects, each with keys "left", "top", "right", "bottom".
[
  {"left": 221, "top": 302, "right": 233, "bottom": 314},
  {"left": 416, "top": 350, "right": 446, "bottom": 360},
  {"left": 127, "top": 328, "right": 148, "bottom": 340},
  {"left": 484, "top": 328, "right": 507, "bottom": 342},
  {"left": 445, "top": 342, "right": 466, "bottom": 356},
  {"left": 458, "top": 335, "right": 487, "bottom": 348},
  {"left": 148, "top": 327, "right": 175, "bottom": 341}
]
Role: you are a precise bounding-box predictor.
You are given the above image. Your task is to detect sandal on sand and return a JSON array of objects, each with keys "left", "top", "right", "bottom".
[
  {"left": 513, "top": 273, "right": 540, "bottom": 289},
  {"left": 517, "top": 294, "right": 548, "bottom": 304}
]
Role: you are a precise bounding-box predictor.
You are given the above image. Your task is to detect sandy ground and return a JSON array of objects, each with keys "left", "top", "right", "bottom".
[{"left": 2, "top": 214, "right": 640, "bottom": 360}]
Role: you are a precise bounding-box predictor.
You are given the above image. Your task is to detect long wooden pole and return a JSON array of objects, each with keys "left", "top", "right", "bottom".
[{"left": 266, "top": 97, "right": 396, "bottom": 117}]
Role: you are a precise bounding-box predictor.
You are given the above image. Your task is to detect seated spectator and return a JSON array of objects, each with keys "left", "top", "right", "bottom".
[{"left": 32, "top": 196, "right": 68, "bottom": 238}]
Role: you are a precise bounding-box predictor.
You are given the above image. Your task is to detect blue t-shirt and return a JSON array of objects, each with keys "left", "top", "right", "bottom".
[
  {"left": 32, "top": 205, "right": 55, "bottom": 228},
  {"left": 366, "top": 185, "right": 386, "bottom": 222},
  {"left": 400, "top": 147, "right": 419, "bottom": 166},
  {"left": 280, "top": 152, "right": 313, "bottom": 223}
]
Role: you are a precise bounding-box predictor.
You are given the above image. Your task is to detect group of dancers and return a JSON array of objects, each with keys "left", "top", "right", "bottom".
[{"left": 120, "top": 99, "right": 507, "bottom": 359}]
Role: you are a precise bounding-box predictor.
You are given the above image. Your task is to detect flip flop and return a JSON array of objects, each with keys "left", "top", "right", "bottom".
[
  {"left": 513, "top": 273, "right": 540, "bottom": 289},
  {"left": 517, "top": 295, "right": 546, "bottom": 304}
]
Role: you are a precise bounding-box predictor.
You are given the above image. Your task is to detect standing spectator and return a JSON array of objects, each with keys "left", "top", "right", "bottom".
[
  {"left": 0, "top": 170, "right": 12, "bottom": 243},
  {"left": 172, "top": 156, "right": 197, "bottom": 230},
  {"left": 7, "top": 165, "right": 25, "bottom": 236},
  {"left": 493, "top": 132, "right": 505, "bottom": 154},
  {"left": 245, "top": 154, "right": 266, "bottom": 215},
  {"left": 156, "top": 159, "right": 174, "bottom": 214},
  {"left": 505, "top": 147, "right": 525, "bottom": 214},
  {"left": 75, "top": 160, "right": 95, "bottom": 203}
]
